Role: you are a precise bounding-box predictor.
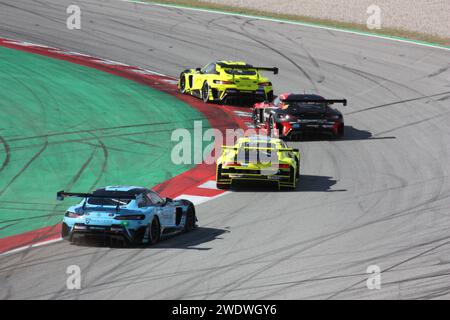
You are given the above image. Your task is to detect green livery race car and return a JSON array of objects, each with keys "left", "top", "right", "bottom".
[
  {"left": 216, "top": 135, "right": 300, "bottom": 189},
  {"left": 178, "top": 61, "right": 278, "bottom": 103}
]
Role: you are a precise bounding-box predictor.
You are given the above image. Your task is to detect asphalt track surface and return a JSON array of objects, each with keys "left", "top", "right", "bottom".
[{"left": 1, "top": 0, "right": 450, "bottom": 299}]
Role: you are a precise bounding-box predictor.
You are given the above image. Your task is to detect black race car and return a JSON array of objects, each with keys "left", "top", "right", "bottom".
[{"left": 252, "top": 93, "right": 347, "bottom": 139}]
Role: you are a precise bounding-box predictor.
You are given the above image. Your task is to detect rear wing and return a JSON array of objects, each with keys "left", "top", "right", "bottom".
[
  {"left": 218, "top": 63, "right": 278, "bottom": 75},
  {"left": 285, "top": 98, "right": 347, "bottom": 106},
  {"left": 57, "top": 190, "right": 140, "bottom": 212},
  {"left": 56, "top": 190, "right": 137, "bottom": 201},
  {"left": 221, "top": 146, "right": 298, "bottom": 152},
  {"left": 255, "top": 67, "right": 279, "bottom": 75}
]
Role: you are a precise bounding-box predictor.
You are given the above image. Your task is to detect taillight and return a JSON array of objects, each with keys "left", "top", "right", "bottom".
[
  {"left": 213, "top": 80, "right": 234, "bottom": 84},
  {"left": 224, "top": 162, "right": 241, "bottom": 167},
  {"left": 258, "top": 82, "right": 272, "bottom": 86},
  {"left": 65, "top": 211, "right": 80, "bottom": 218},
  {"left": 278, "top": 164, "right": 290, "bottom": 169},
  {"left": 115, "top": 215, "right": 145, "bottom": 220}
]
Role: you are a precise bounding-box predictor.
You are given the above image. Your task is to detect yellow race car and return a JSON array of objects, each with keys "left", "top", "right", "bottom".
[
  {"left": 178, "top": 61, "right": 278, "bottom": 103},
  {"left": 216, "top": 136, "right": 300, "bottom": 189}
]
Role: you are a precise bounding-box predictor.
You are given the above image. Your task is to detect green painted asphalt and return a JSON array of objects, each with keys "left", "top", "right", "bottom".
[{"left": 0, "top": 46, "right": 208, "bottom": 238}]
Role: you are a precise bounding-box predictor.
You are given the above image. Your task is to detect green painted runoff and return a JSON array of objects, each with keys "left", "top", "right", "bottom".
[{"left": 0, "top": 46, "right": 208, "bottom": 238}]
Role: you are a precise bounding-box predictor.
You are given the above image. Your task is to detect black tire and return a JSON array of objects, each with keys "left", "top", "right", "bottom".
[
  {"left": 332, "top": 124, "right": 344, "bottom": 139},
  {"left": 184, "top": 206, "right": 196, "bottom": 232},
  {"left": 266, "top": 90, "right": 274, "bottom": 102},
  {"left": 290, "top": 166, "right": 297, "bottom": 189},
  {"left": 338, "top": 124, "right": 345, "bottom": 137},
  {"left": 149, "top": 217, "right": 161, "bottom": 245},
  {"left": 179, "top": 73, "right": 187, "bottom": 94},
  {"left": 217, "top": 165, "right": 231, "bottom": 189},
  {"left": 61, "top": 222, "right": 70, "bottom": 239},
  {"left": 201, "top": 81, "right": 210, "bottom": 103},
  {"left": 132, "top": 227, "right": 146, "bottom": 244}
]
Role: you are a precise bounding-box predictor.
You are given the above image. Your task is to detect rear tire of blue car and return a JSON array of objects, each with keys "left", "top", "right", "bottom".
[
  {"left": 184, "top": 206, "right": 196, "bottom": 232},
  {"left": 61, "top": 222, "right": 70, "bottom": 239},
  {"left": 149, "top": 217, "right": 161, "bottom": 245}
]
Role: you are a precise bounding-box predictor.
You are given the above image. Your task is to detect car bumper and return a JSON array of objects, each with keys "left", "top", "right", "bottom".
[
  {"left": 211, "top": 85, "right": 272, "bottom": 102},
  {"left": 218, "top": 167, "right": 295, "bottom": 187},
  {"left": 67, "top": 223, "right": 135, "bottom": 243},
  {"left": 281, "top": 121, "right": 342, "bottom": 136}
]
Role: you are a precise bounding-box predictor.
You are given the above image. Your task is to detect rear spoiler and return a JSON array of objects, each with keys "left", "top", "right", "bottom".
[
  {"left": 56, "top": 190, "right": 137, "bottom": 201},
  {"left": 222, "top": 146, "right": 298, "bottom": 152},
  {"left": 219, "top": 64, "right": 278, "bottom": 75},
  {"left": 285, "top": 98, "right": 347, "bottom": 106},
  {"left": 57, "top": 190, "right": 140, "bottom": 213},
  {"left": 255, "top": 67, "right": 279, "bottom": 75}
]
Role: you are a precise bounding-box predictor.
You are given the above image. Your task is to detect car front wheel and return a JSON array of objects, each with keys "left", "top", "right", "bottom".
[{"left": 184, "top": 207, "right": 196, "bottom": 232}]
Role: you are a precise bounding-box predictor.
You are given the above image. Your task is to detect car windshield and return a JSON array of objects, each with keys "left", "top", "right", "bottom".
[
  {"left": 237, "top": 147, "right": 278, "bottom": 164},
  {"left": 223, "top": 68, "right": 256, "bottom": 75},
  {"left": 286, "top": 102, "right": 326, "bottom": 112},
  {"left": 87, "top": 191, "right": 134, "bottom": 206}
]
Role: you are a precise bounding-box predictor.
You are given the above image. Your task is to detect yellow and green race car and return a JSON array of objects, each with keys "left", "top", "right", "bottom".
[
  {"left": 216, "top": 135, "right": 300, "bottom": 189},
  {"left": 178, "top": 61, "right": 278, "bottom": 103}
]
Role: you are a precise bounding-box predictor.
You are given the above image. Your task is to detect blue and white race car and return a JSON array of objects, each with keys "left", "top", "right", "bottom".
[{"left": 57, "top": 186, "right": 197, "bottom": 246}]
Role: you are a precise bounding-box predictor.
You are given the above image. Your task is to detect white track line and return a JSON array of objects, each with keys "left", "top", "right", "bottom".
[
  {"left": 119, "top": 0, "right": 450, "bottom": 52},
  {"left": 197, "top": 180, "right": 220, "bottom": 190},
  {"left": 175, "top": 192, "right": 229, "bottom": 205},
  {"left": 0, "top": 238, "right": 63, "bottom": 256}
]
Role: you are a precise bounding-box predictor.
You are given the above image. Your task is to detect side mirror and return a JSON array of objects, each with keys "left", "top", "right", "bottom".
[{"left": 195, "top": 68, "right": 201, "bottom": 73}]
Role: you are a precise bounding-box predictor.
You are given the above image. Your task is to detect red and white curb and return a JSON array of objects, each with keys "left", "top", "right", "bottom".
[{"left": 0, "top": 37, "right": 249, "bottom": 256}]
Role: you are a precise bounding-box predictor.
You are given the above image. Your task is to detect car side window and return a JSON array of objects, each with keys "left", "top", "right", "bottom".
[
  {"left": 147, "top": 192, "right": 164, "bottom": 206},
  {"left": 137, "top": 193, "right": 150, "bottom": 207},
  {"left": 202, "top": 63, "right": 217, "bottom": 74}
]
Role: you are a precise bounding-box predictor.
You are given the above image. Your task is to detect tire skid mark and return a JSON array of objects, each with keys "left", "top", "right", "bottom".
[
  {"left": 0, "top": 139, "right": 48, "bottom": 197},
  {"left": 346, "top": 90, "right": 450, "bottom": 115},
  {"left": 64, "top": 144, "right": 97, "bottom": 192},
  {"left": 7, "top": 118, "right": 204, "bottom": 142},
  {"left": 5, "top": 122, "right": 212, "bottom": 152},
  {"left": 326, "top": 238, "right": 450, "bottom": 299},
  {"left": 0, "top": 136, "right": 11, "bottom": 174},
  {"left": 205, "top": 16, "right": 320, "bottom": 93},
  {"left": 87, "top": 133, "right": 109, "bottom": 191}
]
